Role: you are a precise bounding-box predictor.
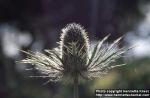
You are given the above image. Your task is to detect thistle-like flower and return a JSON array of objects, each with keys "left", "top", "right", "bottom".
[{"left": 19, "top": 23, "right": 130, "bottom": 98}]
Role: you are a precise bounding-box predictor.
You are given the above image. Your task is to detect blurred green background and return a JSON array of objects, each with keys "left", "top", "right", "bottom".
[{"left": 0, "top": 0, "right": 150, "bottom": 98}]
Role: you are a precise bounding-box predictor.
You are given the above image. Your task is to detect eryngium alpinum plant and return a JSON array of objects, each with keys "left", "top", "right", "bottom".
[{"left": 19, "top": 23, "right": 131, "bottom": 98}]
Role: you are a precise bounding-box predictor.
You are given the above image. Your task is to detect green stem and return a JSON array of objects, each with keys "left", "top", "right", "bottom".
[{"left": 74, "top": 75, "right": 78, "bottom": 98}]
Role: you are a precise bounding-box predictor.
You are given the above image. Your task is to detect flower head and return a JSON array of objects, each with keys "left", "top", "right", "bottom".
[{"left": 19, "top": 23, "right": 130, "bottom": 83}]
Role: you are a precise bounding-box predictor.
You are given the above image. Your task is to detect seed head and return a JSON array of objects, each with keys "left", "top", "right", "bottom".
[{"left": 60, "top": 23, "right": 89, "bottom": 78}]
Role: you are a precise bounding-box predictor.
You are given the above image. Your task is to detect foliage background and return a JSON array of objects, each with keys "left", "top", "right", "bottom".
[{"left": 0, "top": 0, "right": 149, "bottom": 98}]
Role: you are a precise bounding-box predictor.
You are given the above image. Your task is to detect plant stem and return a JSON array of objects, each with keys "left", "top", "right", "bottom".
[{"left": 74, "top": 75, "right": 78, "bottom": 98}]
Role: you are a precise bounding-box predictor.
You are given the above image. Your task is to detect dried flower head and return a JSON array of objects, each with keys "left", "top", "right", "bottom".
[{"left": 19, "top": 23, "right": 130, "bottom": 83}]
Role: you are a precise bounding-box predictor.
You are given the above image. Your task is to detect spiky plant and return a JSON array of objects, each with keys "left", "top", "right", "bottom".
[{"left": 19, "top": 23, "right": 131, "bottom": 98}]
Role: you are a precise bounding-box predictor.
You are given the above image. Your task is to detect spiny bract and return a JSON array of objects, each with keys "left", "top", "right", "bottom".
[{"left": 19, "top": 23, "right": 130, "bottom": 83}]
